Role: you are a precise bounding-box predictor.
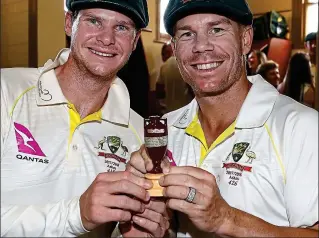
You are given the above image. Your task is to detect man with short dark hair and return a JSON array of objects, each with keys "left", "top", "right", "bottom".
[
  {"left": 256, "top": 60, "right": 281, "bottom": 87},
  {"left": 1, "top": 0, "right": 169, "bottom": 237},
  {"left": 128, "top": 0, "right": 318, "bottom": 237}
]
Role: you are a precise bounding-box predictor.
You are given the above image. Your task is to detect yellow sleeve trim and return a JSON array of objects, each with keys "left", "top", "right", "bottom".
[
  {"left": 264, "top": 123, "right": 286, "bottom": 184},
  {"left": 9, "top": 86, "right": 36, "bottom": 117}
]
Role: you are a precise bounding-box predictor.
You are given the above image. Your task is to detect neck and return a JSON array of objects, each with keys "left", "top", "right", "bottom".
[
  {"left": 196, "top": 75, "right": 251, "bottom": 146},
  {"left": 55, "top": 57, "right": 114, "bottom": 119}
]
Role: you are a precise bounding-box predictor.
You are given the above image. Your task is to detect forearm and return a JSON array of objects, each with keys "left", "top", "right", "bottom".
[
  {"left": 1, "top": 197, "right": 88, "bottom": 237},
  {"left": 218, "top": 208, "right": 318, "bottom": 237}
]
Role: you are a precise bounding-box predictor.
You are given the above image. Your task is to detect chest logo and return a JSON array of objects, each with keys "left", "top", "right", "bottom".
[
  {"left": 14, "top": 122, "right": 46, "bottom": 157},
  {"left": 96, "top": 136, "right": 129, "bottom": 165},
  {"left": 232, "top": 142, "right": 249, "bottom": 162}
]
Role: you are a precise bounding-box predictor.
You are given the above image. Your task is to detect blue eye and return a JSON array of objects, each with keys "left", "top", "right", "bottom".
[{"left": 116, "top": 25, "right": 128, "bottom": 31}]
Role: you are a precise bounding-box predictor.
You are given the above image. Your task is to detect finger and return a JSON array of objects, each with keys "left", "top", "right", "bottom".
[
  {"left": 166, "top": 199, "right": 198, "bottom": 217},
  {"left": 128, "top": 146, "right": 148, "bottom": 174},
  {"left": 140, "top": 145, "right": 154, "bottom": 172},
  {"left": 159, "top": 173, "right": 201, "bottom": 188},
  {"left": 168, "top": 166, "right": 214, "bottom": 181},
  {"left": 126, "top": 163, "right": 144, "bottom": 178},
  {"left": 100, "top": 195, "right": 145, "bottom": 213},
  {"left": 144, "top": 198, "right": 167, "bottom": 214},
  {"left": 132, "top": 215, "right": 166, "bottom": 237},
  {"left": 163, "top": 185, "right": 205, "bottom": 205},
  {"left": 96, "top": 171, "right": 152, "bottom": 189},
  {"left": 89, "top": 206, "right": 132, "bottom": 223},
  {"left": 106, "top": 180, "right": 150, "bottom": 202},
  {"left": 161, "top": 156, "right": 171, "bottom": 174},
  {"left": 134, "top": 208, "right": 166, "bottom": 228}
]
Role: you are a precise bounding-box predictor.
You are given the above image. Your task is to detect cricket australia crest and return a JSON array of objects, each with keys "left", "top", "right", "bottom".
[
  {"left": 232, "top": 142, "right": 249, "bottom": 162},
  {"left": 107, "top": 136, "right": 121, "bottom": 154}
]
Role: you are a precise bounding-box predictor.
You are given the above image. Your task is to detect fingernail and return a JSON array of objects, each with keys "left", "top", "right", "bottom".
[
  {"left": 162, "top": 188, "right": 166, "bottom": 196},
  {"left": 159, "top": 176, "right": 164, "bottom": 185},
  {"left": 163, "top": 167, "right": 170, "bottom": 174},
  {"left": 144, "top": 180, "right": 152, "bottom": 189},
  {"left": 145, "top": 191, "right": 150, "bottom": 200},
  {"left": 133, "top": 216, "right": 145, "bottom": 225}
]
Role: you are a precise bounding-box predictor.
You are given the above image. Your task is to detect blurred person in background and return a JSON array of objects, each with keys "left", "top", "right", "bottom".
[
  {"left": 304, "top": 32, "right": 317, "bottom": 87},
  {"left": 149, "top": 42, "right": 173, "bottom": 114},
  {"left": 256, "top": 60, "right": 281, "bottom": 88},
  {"left": 156, "top": 45, "right": 193, "bottom": 114},
  {"left": 247, "top": 49, "right": 267, "bottom": 75},
  {"left": 280, "top": 52, "right": 315, "bottom": 108}
]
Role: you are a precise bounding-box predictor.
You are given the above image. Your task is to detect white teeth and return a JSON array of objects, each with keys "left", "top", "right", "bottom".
[
  {"left": 196, "top": 62, "right": 221, "bottom": 70},
  {"left": 90, "top": 49, "right": 114, "bottom": 57}
]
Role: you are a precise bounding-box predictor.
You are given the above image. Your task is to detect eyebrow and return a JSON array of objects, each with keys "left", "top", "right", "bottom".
[
  {"left": 81, "top": 13, "right": 104, "bottom": 22},
  {"left": 116, "top": 19, "right": 135, "bottom": 27},
  {"left": 176, "top": 18, "right": 232, "bottom": 31},
  {"left": 81, "top": 13, "right": 135, "bottom": 27}
]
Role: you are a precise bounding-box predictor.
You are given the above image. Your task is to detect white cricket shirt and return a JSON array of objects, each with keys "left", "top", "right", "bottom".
[
  {"left": 1, "top": 49, "right": 143, "bottom": 237},
  {"left": 164, "top": 75, "right": 318, "bottom": 237}
]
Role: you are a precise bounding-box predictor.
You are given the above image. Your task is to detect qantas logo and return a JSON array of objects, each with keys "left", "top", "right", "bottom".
[{"left": 14, "top": 122, "right": 46, "bottom": 157}]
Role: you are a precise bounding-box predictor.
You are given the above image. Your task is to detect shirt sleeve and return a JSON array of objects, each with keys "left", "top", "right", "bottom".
[
  {"left": 1, "top": 197, "right": 89, "bottom": 237},
  {"left": 284, "top": 109, "right": 318, "bottom": 227}
]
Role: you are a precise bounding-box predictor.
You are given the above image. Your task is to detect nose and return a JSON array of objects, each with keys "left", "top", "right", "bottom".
[
  {"left": 96, "top": 28, "right": 115, "bottom": 46},
  {"left": 192, "top": 33, "right": 214, "bottom": 53}
]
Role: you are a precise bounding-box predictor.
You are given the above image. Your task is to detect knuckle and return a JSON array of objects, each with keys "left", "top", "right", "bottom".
[
  {"left": 90, "top": 193, "right": 100, "bottom": 205},
  {"left": 113, "top": 209, "right": 130, "bottom": 221},
  {"left": 119, "top": 180, "right": 129, "bottom": 191},
  {"left": 95, "top": 173, "right": 105, "bottom": 182},
  {"left": 119, "top": 196, "right": 129, "bottom": 208},
  {"left": 122, "top": 171, "right": 131, "bottom": 180},
  {"left": 183, "top": 175, "right": 191, "bottom": 185}
]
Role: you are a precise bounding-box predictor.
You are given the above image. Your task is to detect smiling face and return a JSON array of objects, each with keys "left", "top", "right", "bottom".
[
  {"left": 65, "top": 8, "right": 140, "bottom": 79},
  {"left": 171, "top": 13, "right": 252, "bottom": 96}
]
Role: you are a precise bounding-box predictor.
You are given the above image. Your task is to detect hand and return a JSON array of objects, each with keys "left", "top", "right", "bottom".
[
  {"left": 79, "top": 171, "right": 152, "bottom": 231},
  {"left": 119, "top": 198, "right": 170, "bottom": 237},
  {"left": 122, "top": 145, "right": 172, "bottom": 237},
  {"left": 127, "top": 145, "right": 170, "bottom": 177},
  {"left": 159, "top": 166, "right": 232, "bottom": 234}
]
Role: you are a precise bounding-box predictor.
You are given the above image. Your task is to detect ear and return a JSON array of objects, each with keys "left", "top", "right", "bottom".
[
  {"left": 241, "top": 26, "right": 253, "bottom": 55},
  {"left": 65, "top": 11, "right": 73, "bottom": 37},
  {"left": 171, "top": 38, "right": 177, "bottom": 57},
  {"left": 132, "top": 30, "right": 142, "bottom": 51}
]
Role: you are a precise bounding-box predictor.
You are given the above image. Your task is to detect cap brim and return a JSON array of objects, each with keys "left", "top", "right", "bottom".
[
  {"left": 71, "top": 1, "right": 146, "bottom": 28},
  {"left": 164, "top": 1, "right": 252, "bottom": 35}
]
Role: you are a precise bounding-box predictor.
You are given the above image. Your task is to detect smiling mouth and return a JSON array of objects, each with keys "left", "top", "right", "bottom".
[
  {"left": 192, "top": 62, "right": 223, "bottom": 70},
  {"left": 89, "top": 48, "right": 116, "bottom": 57}
]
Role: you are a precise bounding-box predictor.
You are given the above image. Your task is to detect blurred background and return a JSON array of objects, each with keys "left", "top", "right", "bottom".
[{"left": 1, "top": 0, "right": 318, "bottom": 116}]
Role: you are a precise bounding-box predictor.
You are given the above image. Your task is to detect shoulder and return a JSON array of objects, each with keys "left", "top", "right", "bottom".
[
  {"left": 163, "top": 99, "right": 196, "bottom": 127},
  {"left": 128, "top": 109, "right": 144, "bottom": 139},
  {"left": 270, "top": 94, "right": 318, "bottom": 134},
  {"left": 1, "top": 68, "right": 40, "bottom": 108}
]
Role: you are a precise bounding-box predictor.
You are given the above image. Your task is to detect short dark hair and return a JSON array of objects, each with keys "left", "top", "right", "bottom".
[{"left": 256, "top": 60, "right": 278, "bottom": 78}]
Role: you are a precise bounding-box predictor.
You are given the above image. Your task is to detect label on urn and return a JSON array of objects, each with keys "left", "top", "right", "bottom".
[{"left": 145, "top": 136, "right": 168, "bottom": 148}]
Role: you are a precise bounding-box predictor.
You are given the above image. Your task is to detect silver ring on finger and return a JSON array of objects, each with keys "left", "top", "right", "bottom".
[{"left": 185, "top": 187, "right": 196, "bottom": 203}]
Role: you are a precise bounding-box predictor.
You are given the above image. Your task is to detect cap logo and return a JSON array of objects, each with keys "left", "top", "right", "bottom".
[{"left": 182, "top": 0, "right": 192, "bottom": 3}]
